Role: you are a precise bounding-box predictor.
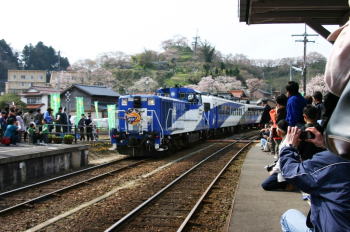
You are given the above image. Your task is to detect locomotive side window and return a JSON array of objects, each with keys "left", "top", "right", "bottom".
[
  {"left": 195, "top": 94, "right": 202, "bottom": 104},
  {"left": 204, "top": 103, "right": 210, "bottom": 112}
]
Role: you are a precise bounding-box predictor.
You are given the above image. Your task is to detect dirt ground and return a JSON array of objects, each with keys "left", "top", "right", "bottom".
[{"left": 88, "top": 142, "right": 126, "bottom": 165}]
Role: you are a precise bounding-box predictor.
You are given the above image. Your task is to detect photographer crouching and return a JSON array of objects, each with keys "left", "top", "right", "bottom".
[{"left": 279, "top": 126, "right": 350, "bottom": 232}]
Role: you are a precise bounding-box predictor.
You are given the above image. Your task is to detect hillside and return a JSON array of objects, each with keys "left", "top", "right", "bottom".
[{"left": 70, "top": 36, "right": 326, "bottom": 95}]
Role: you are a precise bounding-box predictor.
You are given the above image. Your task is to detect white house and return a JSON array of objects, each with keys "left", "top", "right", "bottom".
[{"left": 20, "top": 86, "right": 60, "bottom": 112}]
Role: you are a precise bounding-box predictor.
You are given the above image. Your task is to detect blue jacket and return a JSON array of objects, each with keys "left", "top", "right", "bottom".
[
  {"left": 4, "top": 124, "right": 18, "bottom": 138},
  {"left": 44, "top": 111, "right": 53, "bottom": 124},
  {"left": 280, "top": 147, "right": 350, "bottom": 232},
  {"left": 286, "top": 94, "right": 307, "bottom": 126}
]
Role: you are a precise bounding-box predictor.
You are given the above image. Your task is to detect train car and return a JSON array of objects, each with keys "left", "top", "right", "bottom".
[
  {"left": 201, "top": 95, "right": 263, "bottom": 135},
  {"left": 114, "top": 87, "right": 263, "bottom": 156}
]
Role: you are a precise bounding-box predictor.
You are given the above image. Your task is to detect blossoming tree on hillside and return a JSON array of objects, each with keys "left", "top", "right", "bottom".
[
  {"left": 185, "top": 76, "right": 242, "bottom": 92},
  {"left": 127, "top": 77, "right": 159, "bottom": 93}
]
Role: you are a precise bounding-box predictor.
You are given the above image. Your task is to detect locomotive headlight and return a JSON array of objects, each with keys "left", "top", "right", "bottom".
[
  {"left": 121, "top": 98, "right": 128, "bottom": 106},
  {"left": 148, "top": 98, "right": 155, "bottom": 105}
]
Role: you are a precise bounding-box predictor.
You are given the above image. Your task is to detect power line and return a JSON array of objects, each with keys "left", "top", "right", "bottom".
[{"left": 292, "top": 24, "right": 318, "bottom": 95}]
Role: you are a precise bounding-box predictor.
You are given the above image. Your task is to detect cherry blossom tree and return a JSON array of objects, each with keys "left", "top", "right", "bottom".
[
  {"left": 127, "top": 77, "right": 159, "bottom": 93},
  {"left": 90, "top": 68, "right": 115, "bottom": 88},
  {"left": 185, "top": 76, "right": 242, "bottom": 92},
  {"left": 246, "top": 78, "right": 265, "bottom": 91},
  {"left": 304, "top": 74, "right": 328, "bottom": 96}
]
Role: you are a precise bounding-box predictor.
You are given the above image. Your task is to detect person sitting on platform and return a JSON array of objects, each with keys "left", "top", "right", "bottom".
[
  {"left": 261, "top": 120, "right": 292, "bottom": 191},
  {"left": 312, "top": 91, "right": 325, "bottom": 122},
  {"left": 2, "top": 118, "right": 19, "bottom": 146},
  {"left": 279, "top": 126, "right": 350, "bottom": 232},
  {"left": 297, "top": 105, "right": 325, "bottom": 161},
  {"left": 27, "top": 123, "right": 43, "bottom": 144},
  {"left": 259, "top": 124, "right": 270, "bottom": 151}
]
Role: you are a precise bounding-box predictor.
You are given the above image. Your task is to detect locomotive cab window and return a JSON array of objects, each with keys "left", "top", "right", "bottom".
[{"left": 179, "top": 93, "right": 186, "bottom": 100}]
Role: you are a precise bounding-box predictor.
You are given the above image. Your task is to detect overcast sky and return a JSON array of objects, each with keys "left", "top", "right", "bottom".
[{"left": 0, "top": 0, "right": 337, "bottom": 63}]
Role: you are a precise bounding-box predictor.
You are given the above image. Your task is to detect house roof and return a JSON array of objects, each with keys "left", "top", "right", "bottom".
[
  {"left": 26, "top": 104, "right": 45, "bottom": 109},
  {"left": 21, "top": 85, "right": 60, "bottom": 96},
  {"left": 239, "top": 0, "right": 349, "bottom": 40},
  {"left": 229, "top": 89, "right": 248, "bottom": 98},
  {"left": 253, "top": 89, "right": 272, "bottom": 95},
  {"left": 63, "top": 84, "right": 120, "bottom": 97}
]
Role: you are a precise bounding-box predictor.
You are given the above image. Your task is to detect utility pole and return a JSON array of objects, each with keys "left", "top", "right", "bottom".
[
  {"left": 292, "top": 24, "right": 318, "bottom": 95},
  {"left": 57, "top": 51, "right": 61, "bottom": 90},
  {"left": 192, "top": 30, "right": 200, "bottom": 56}
]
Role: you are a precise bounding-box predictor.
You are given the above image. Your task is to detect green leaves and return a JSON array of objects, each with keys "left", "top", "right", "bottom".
[
  {"left": 0, "top": 93, "right": 26, "bottom": 109},
  {"left": 21, "top": 42, "right": 70, "bottom": 71}
]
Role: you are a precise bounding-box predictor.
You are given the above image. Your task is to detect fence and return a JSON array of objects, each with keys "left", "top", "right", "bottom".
[{"left": 17, "top": 123, "right": 111, "bottom": 145}]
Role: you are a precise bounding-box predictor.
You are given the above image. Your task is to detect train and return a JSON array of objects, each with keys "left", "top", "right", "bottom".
[{"left": 112, "top": 87, "right": 264, "bottom": 156}]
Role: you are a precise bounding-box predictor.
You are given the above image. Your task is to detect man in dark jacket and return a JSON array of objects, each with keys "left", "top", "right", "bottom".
[
  {"left": 279, "top": 126, "right": 350, "bottom": 232},
  {"left": 260, "top": 99, "right": 271, "bottom": 125},
  {"left": 312, "top": 91, "right": 324, "bottom": 121},
  {"left": 285, "top": 81, "right": 307, "bottom": 126}
]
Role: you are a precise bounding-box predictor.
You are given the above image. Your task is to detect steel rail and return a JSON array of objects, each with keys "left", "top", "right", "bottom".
[
  {"left": 0, "top": 159, "right": 146, "bottom": 215},
  {"left": 176, "top": 138, "right": 255, "bottom": 232},
  {"left": 0, "top": 158, "right": 132, "bottom": 198},
  {"left": 104, "top": 135, "right": 255, "bottom": 232}
]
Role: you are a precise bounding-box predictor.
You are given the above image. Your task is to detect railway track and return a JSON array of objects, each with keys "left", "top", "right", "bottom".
[
  {"left": 105, "top": 136, "right": 256, "bottom": 232},
  {"left": 1, "top": 132, "right": 257, "bottom": 231},
  {"left": 0, "top": 158, "right": 146, "bottom": 215}
]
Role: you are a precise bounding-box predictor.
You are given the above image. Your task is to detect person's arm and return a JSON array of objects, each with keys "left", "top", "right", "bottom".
[{"left": 279, "top": 126, "right": 318, "bottom": 193}]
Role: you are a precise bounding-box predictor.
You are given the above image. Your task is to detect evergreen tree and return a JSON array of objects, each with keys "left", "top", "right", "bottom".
[
  {"left": 21, "top": 42, "right": 70, "bottom": 70},
  {"left": 0, "top": 39, "right": 19, "bottom": 92}
]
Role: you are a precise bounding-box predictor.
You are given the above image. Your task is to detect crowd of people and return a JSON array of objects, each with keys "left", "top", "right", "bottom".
[
  {"left": 258, "top": 21, "right": 350, "bottom": 232},
  {"left": 0, "top": 106, "right": 97, "bottom": 146}
]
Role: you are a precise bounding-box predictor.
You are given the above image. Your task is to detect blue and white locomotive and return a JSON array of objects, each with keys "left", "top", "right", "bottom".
[{"left": 113, "top": 87, "right": 263, "bottom": 156}]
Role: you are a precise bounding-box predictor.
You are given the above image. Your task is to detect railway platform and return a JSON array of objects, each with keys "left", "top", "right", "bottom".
[
  {"left": 0, "top": 143, "right": 89, "bottom": 192},
  {"left": 227, "top": 144, "right": 309, "bottom": 232}
]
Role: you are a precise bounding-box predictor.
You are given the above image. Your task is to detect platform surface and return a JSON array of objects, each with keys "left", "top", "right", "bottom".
[
  {"left": 0, "top": 143, "right": 88, "bottom": 164},
  {"left": 227, "top": 144, "right": 309, "bottom": 232}
]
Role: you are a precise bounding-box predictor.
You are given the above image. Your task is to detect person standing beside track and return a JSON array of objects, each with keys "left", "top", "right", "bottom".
[
  {"left": 285, "top": 81, "right": 307, "bottom": 127},
  {"left": 34, "top": 108, "right": 43, "bottom": 131},
  {"left": 44, "top": 108, "right": 54, "bottom": 132},
  {"left": 23, "top": 109, "right": 35, "bottom": 141},
  {"left": 78, "top": 114, "right": 86, "bottom": 141},
  {"left": 260, "top": 99, "right": 271, "bottom": 126}
]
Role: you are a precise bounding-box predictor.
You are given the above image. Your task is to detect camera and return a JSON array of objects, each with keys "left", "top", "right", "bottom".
[
  {"left": 296, "top": 125, "right": 315, "bottom": 140},
  {"left": 265, "top": 161, "right": 277, "bottom": 172},
  {"left": 299, "top": 130, "right": 315, "bottom": 140}
]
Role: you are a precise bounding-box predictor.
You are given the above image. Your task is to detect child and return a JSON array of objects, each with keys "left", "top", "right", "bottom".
[
  {"left": 41, "top": 119, "right": 49, "bottom": 143},
  {"left": 3, "top": 118, "right": 18, "bottom": 145},
  {"left": 298, "top": 105, "right": 325, "bottom": 160},
  {"left": 27, "top": 123, "right": 43, "bottom": 144},
  {"left": 92, "top": 123, "right": 98, "bottom": 141},
  {"left": 260, "top": 124, "right": 270, "bottom": 151}
]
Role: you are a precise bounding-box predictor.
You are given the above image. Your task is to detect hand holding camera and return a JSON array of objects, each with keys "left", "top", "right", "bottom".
[
  {"left": 285, "top": 126, "right": 302, "bottom": 148},
  {"left": 305, "top": 127, "right": 325, "bottom": 148},
  {"left": 299, "top": 130, "right": 315, "bottom": 140}
]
